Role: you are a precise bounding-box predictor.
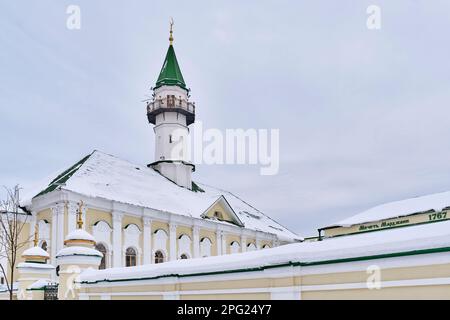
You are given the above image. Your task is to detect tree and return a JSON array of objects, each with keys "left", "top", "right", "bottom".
[{"left": 0, "top": 185, "right": 30, "bottom": 300}]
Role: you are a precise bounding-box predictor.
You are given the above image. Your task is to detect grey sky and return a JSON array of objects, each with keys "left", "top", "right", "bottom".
[{"left": 1, "top": 1, "right": 450, "bottom": 237}]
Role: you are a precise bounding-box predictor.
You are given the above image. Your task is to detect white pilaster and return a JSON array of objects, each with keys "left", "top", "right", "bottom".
[
  {"left": 169, "top": 223, "right": 177, "bottom": 261},
  {"left": 112, "top": 211, "right": 123, "bottom": 268},
  {"left": 192, "top": 225, "right": 200, "bottom": 258},
  {"left": 216, "top": 230, "right": 222, "bottom": 256},
  {"left": 50, "top": 205, "right": 58, "bottom": 265},
  {"left": 67, "top": 202, "right": 77, "bottom": 235},
  {"left": 56, "top": 203, "right": 65, "bottom": 253},
  {"left": 256, "top": 237, "right": 262, "bottom": 250},
  {"left": 143, "top": 217, "right": 152, "bottom": 265},
  {"left": 28, "top": 215, "right": 37, "bottom": 247},
  {"left": 221, "top": 232, "right": 227, "bottom": 255},
  {"left": 240, "top": 235, "right": 247, "bottom": 253}
]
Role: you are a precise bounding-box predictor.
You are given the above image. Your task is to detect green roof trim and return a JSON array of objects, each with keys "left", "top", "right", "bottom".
[
  {"left": 155, "top": 45, "right": 187, "bottom": 90},
  {"left": 33, "top": 153, "right": 92, "bottom": 199},
  {"left": 191, "top": 181, "right": 205, "bottom": 193},
  {"left": 79, "top": 246, "right": 450, "bottom": 285}
]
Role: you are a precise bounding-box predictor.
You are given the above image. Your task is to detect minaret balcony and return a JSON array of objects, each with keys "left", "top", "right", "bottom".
[{"left": 147, "top": 96, "right": 195, "bottom": 125}]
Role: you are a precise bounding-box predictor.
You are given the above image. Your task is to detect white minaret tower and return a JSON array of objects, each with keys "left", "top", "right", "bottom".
[{"left": 146, "top": 20, "right": 195, "bottom": 189}]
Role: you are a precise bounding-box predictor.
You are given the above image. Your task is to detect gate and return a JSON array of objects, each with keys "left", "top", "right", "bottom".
[{"left": 44, "top": 284, "right": 58, "bottom": 300}]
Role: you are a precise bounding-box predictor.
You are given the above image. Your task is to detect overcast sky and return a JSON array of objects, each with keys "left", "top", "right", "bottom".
[{"left": 1, "top": 1, "right": 450, "bottom": 237}]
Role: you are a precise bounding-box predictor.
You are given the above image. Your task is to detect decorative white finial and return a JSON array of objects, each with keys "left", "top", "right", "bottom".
[
  {"left": 169, "top": 18, "right": 174, "bottom": 45},
  {"left": 77, "top": 200, "right": 84, "bottom": 229}
]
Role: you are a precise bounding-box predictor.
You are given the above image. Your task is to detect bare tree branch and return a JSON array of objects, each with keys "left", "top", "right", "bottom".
[{"left": 0, "top": 185, "right": 31, "bottom": 300}]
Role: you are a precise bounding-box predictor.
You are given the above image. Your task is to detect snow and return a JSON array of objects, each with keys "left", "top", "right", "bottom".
[
  {"left": 28, "top": 279, "right": 53, "bottom": 290},
  {"left": 22, "top": 246, "right": 49, "bottom": 258},
  {"left": 23, "top": 150, "right": 301, "bottom": 241},
  {"left": 79, "top": 219, "right": 450, "bottom": 283},
  {"left": 0, "top": 282, "right": 17, "bottom": 292},
  {"left": 16, "top": 262, "right": 55, "bottom": 269},
  {"left": 326, "top": 190, "right": 450, "bottom": 228},
  {"left": 65, "top": 229, "right": 96, "bottom": 242},
  {"left": 56, "top": 246, "right": 102, "bottom": 258}
]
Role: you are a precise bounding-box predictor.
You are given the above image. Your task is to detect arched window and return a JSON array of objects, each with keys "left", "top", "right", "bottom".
[
  {"left": 230, "top": 241, "right": 240, "bottom": 254},
  {"left": 180, "top": 254, "right": 188, "bottom": 259},
  {"left": 95, "top": 243, "right": 107, "bottom": 270},
  {"left": 125, "top": 247, "right": 137, "bottom": 267},
  {"left": 200, "top": 237, "right": 212, "bottom": 257},
  {"left": 154, "top": 250, "right": 164, "bottom": 264},
  {"left": 40, "top": 241, "right": 48, "bottom": 252},
  {"left": 178, "top": 234, "right": 192, "bottom": 259},
  {"left": 247, "top": 243, "right": 257, "bottom": 252}
]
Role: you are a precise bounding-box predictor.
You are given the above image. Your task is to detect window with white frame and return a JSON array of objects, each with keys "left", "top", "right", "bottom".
[
  {"left": 230, "top": 241, "right": 240, "bottom": 254},
  {"left": 200, "top": 237, "right": 212, "bottom": 257},
  {"left": 125, "top": 247, "right": 137, "bottom": 267},
  {"left": 154, "top": 250, "right": 164, "bottom": 264},
  {"left": 178, "top": 234, "right": 192, "bottom": 259}
]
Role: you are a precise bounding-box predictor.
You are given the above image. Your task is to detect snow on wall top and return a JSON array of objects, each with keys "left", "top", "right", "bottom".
[
  {"left": 79, "top": 219, "right": 450, "bottom": 284},
  {"left": 324, "top": 190, "right": 450, "bottom": 229},
  {"left": 22, "top": 246, "right": 49, "bottom": 258},
  {"left": 24, "top": 150, "right": 301, "bottom": 241},
  {"left": 56, "top": 246, "right": 102, "bottom": 258},
  {"left": 65, "top": 229, "right": 96, "bottom": 242}
]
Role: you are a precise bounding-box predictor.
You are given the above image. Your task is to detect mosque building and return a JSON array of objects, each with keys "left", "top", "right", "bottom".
[
  {"left": 0, "top": 23, "right": 300, "bottom": 290},
  {"left": 2, "top": 24, "right": 450, "bottom": 300}
]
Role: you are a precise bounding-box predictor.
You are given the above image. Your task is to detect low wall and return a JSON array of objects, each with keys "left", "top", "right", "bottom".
[{"left": 78, "top": 250, "right": 450, "bottom": 300}]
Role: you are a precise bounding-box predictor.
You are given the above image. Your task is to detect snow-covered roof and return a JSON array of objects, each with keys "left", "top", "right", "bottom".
[
  {"left": 56, "top": 246, "right": 103, "bottom": 258},
  {"left": 23, "top": 150, "right": 300, "bottom": 241},
  {"left": 324, "top": 190, "right": 450, "bottom": 229},
  {"left": 79, "top": 219, "right": 450, "bottom": 284},
  {"left": 65, "top": 229, "right": 96, "bottom": 243},
  {"left": 22, "top": 246, "right": 49, "bottom": 258}
]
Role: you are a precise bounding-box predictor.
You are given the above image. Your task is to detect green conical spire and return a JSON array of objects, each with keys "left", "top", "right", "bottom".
[{"left": 155, "top": 44, "right": 187, "bottom": 90}]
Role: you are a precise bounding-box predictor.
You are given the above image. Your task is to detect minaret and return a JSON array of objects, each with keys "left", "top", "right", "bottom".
[{"left": 147, "top": 19, "right": 195, "bottom": 190}]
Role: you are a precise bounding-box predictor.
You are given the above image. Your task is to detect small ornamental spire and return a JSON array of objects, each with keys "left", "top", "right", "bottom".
[
  {"left": 33, "top": 223, "right": 39, "bottom": 247},
  {"left": 169, "top": 17, "right": 174, "bottom": 45},
  {"left": 77, "top": 200, "right": 84, "bottom": 229}
]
